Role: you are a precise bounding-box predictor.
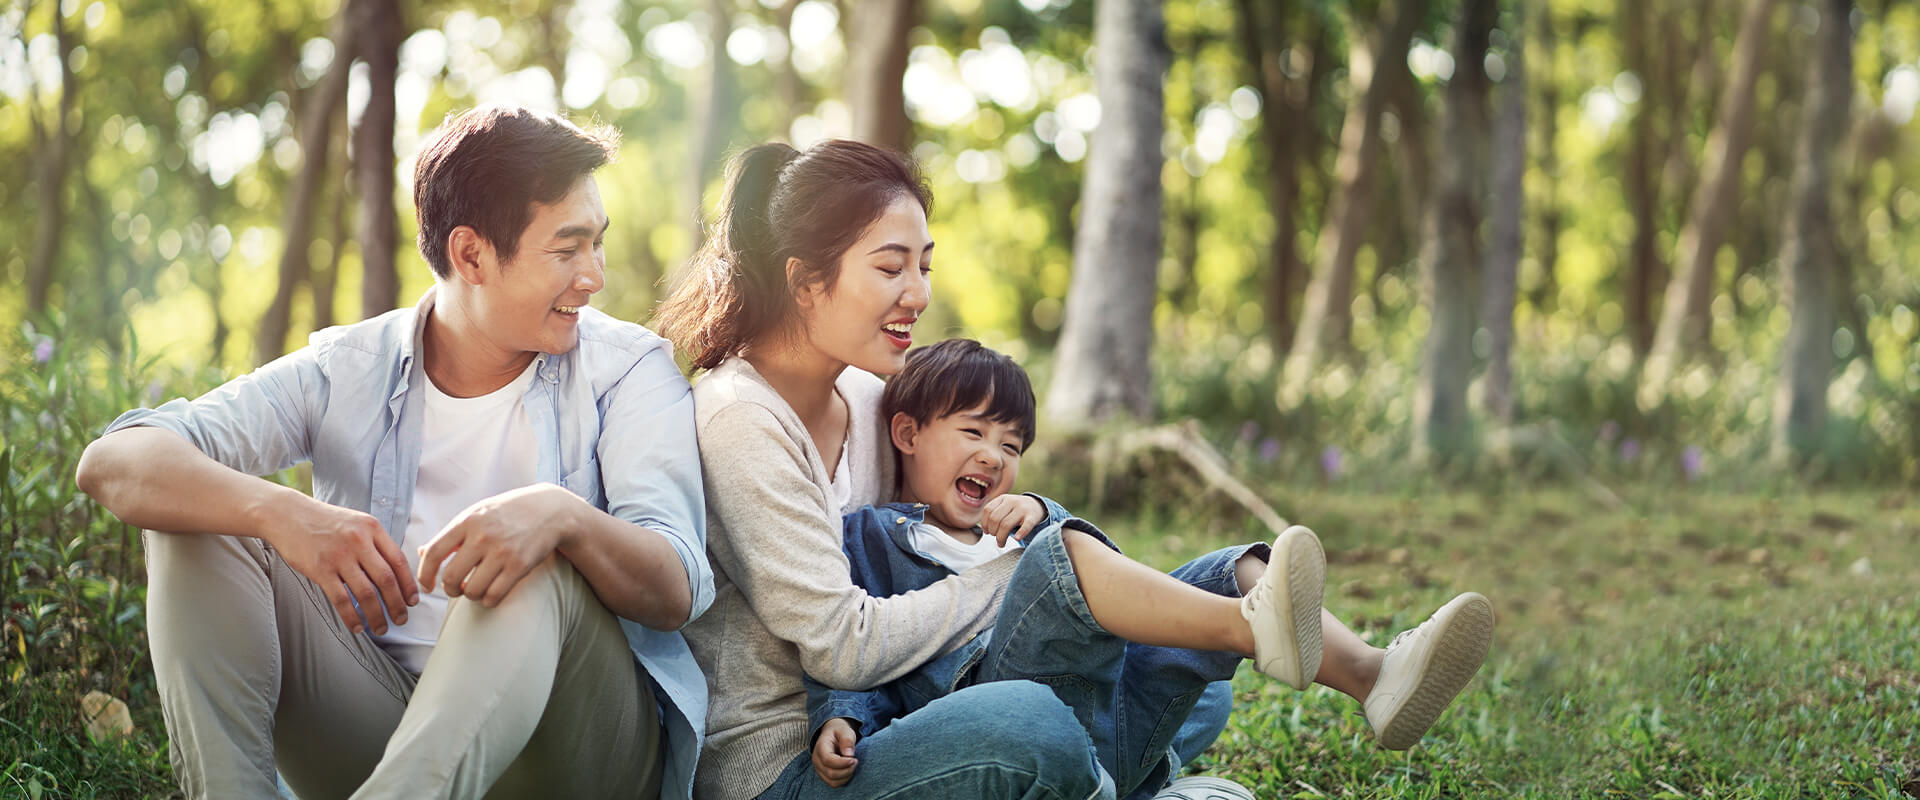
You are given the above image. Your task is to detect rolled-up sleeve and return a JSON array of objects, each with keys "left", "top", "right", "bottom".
[
  {"left": 597, "top": 343, "right": 713, "bottom": 627},
  {"left": 102, "top": 347, "right": 325, "bottom": 476}
]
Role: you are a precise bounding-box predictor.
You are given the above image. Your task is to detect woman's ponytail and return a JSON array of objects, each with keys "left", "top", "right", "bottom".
[
  {"left": 721, "top": 143, "right": 800, "bottom": 277},
  {"left": 655, "top": 143, "right": 799, "bottom": 370}
]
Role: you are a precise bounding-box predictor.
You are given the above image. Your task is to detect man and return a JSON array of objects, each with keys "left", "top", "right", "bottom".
[{"left": 76, "top": 106, "right": 711, "bottom": 800}]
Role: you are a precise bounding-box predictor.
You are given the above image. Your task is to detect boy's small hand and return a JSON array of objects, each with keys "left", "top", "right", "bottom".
[
  {"left": 983, "top": 494, "right": 1046, "bottom": 547},
  {"left": 813, "top": 718, "right": 860, "bottom": 787}
]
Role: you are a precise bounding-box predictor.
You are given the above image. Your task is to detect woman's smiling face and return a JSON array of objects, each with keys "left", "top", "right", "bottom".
[{"left": 794, "top": 193, "right": 934, "bottom": 377}]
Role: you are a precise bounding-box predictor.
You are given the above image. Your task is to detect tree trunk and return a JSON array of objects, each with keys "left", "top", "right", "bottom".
[
  {"left": 1235, "top": 2, "right": 1333, "bottom": 358},
  {"left": 1233, "top": 0, "right": 1299, "bottom": 354},
  {"left": 772, "top": 0, "right": 808, "bottom": 135},
  {"left": 177, "top": 7, "right": 238, "bottom": 361},
  {"left": 75, "top": 135, "right": 117, "bottom": 352},
  {"left": 1735, "top": 23, "right": 1805, "bottom": 318},
  {"left": 1836, "top": 114, "right": 1897, "bottom": 368},
  {"left": 686, "top": 0, "right": 735, "bottom": 245},
  {"left": 1659, "top": 0, "right": 1722, "bottom": 230},
  {"left": 1413, "top": 0, "right": 1493, "bottom": 459},
  {"left": 1644, "top": 0, "right": 1780, "bottom": 387},
  {"left": 540, "top": 0, "right": 569, "bottom": 108},
  {"left": 314, "top": 164, "right": 348, "bottom": 332},
  {"left": 1483, "top": 5, "right": 1524, "bottom": 425},
  {"left": 1045, "top": 0, "right": 1167, "bottom": 425},
  {"left": 25, "top": 2, "right": 75, "bottom": 315},
  {"left": 1386, "top": 69, "right": 1432, "bottom": 265},
  {"left": 1280, "top": 0, "right": 1423, "bottom": 399},
  {"left": 354, "top": 0, "right": 403, "bottom": 319},
  {"left": 1620, "top": 0, "right": 1665, "bottom": 355},
  {"left": 259, "top": 11, "right": 353, "bottom": 362},
  {"left": 1772, "top": 0, "right": 1853, "bottom": 462},
  {"left": 845, "top": 0, "right": 917, "bottom": 153},
  {"left": 1528, "top": 3, "right": 1560, "bottom": 316}
]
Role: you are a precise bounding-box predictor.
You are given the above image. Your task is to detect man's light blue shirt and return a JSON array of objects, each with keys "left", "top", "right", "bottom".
[{"left": 105, "top": 288, "right": 713, "bottom": 800}]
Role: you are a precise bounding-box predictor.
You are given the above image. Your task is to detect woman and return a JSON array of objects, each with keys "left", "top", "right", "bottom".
[
  {"left": 656, "top": 141, "right": 1106, "bottom": 800},
  {"left": 655, "top": 140, "right": 1481, "bottom": 800}
]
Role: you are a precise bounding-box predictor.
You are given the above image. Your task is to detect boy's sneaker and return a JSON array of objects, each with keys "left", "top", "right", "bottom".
[
  {"left": 1239, "top": 525, "right": 1325, "bottom": 690},
  {"left": 1364, "top": 591, "right": 1494, "bottom": 750},
  {"left": 1152, "top": 775, "right": 1256, "bottom": 800}
]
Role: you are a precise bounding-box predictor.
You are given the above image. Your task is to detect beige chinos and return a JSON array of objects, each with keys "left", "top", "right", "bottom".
[{"left": 144, "top": 529, "right": 662, "bottom": 800}]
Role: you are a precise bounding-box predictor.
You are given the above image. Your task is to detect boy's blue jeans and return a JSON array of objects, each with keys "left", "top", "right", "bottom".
[{"left": 974, "top": 520, "right": 1258, "bottom": 800}]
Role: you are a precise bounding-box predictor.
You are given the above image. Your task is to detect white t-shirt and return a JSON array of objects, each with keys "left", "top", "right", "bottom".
[
  {"left": 369, "top": 360, "right": 541, "bottom": 674},
  {"left": 827, "top": 437, "right": 854, "bottom": 516},
  {"left": 907, "top": 521, "right": 1021, "bottom": 573}
]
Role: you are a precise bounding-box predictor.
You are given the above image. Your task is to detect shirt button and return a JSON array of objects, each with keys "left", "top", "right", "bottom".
[
  {"left": 895, "top": 516, "right": 907, "bottom": 524},
  {"left": 376, "top": 496, "right": 390, "bottom": 506}
]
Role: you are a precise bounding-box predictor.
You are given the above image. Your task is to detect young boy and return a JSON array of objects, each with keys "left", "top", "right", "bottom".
[{"left": 806, "top": 339, "right": 1494, "bottom": 796}]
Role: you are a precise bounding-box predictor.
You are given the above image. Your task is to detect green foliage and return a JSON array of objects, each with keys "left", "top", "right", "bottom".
[
  {"left": 0, "top": 315, "right": 226, "bottom": 798},
  {"left": 1095, "top": 330, "right": 1920, "bottom": 489}
]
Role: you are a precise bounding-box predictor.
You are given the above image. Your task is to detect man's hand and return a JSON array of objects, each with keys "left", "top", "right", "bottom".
[
  {"left": 812, "top": 718, "right": 860, "bottom": 787},
  {"left": 418, "top": 483, "right": 581, "bottom": 608},
  {"left": 982, "top": 494, "right": 1047, "bottom": 547},
  {"left": 263, "top": 496, "right": 418, "bottom": 635}
]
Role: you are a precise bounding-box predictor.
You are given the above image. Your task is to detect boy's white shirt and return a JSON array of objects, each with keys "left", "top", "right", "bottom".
[{"left": 907, "top": 522, "right": 1021, "bottom": 574}]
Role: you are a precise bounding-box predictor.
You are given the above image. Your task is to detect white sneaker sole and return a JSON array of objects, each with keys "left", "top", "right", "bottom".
[
  {"left": 1375, "top": 592, "right": 1494, "bottom": 750},
  {"left": 1151, "top": 775, "right": 1256, "bottom": 800},
  {"left": 1258, "top": 525, "right": 1325, "bottom": 689}
]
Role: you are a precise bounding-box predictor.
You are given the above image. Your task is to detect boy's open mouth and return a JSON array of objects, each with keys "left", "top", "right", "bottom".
[{"left": 955, "top": 475, "right": 989, "bottom": 504}]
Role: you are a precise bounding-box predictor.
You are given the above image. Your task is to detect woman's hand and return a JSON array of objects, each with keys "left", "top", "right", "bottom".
[
  {"left": 812, "top": 718, "right": 860, "bottom": 787},
  {"left": 983, "top": 494, "right": 1046, "bottom": 546}
]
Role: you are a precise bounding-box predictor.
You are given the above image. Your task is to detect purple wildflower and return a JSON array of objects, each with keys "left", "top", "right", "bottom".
[
  {"left": 1320, "top": 445, "right": 1344, "bottom": 479},
  {"left": 32, "top": 338, "right": 54, "bottom": 365},
  {"left": 1619, "top": 438, "right": 1641, "bottom": 463},
  {"left": 147, "top": 379, "right": 166, "bottom": 404},
  {"left": 1598, "top": 420, "right": 1621, "bottom": 443},
  {"left": 1680, "top": 446, "right": 1704, "bottom": 481},
  {"left": 1239, "top": 421, "right": 1260, "bottom": 444},
  {"left": 1258, "top": 438, "right": 1281, "bottom": 463}
]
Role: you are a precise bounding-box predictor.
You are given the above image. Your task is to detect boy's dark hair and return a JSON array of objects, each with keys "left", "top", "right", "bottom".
[
  {"left": 413, "top": 106, "right": 620, "bottom": 279},
  {"left": 881, "top": 339, "right": 1037, "bottom": 451}
]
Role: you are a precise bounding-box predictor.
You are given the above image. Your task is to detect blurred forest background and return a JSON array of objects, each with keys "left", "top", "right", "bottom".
[
  {"left": 5, "top": 0, "right": 1920, "bottom": 796},
  {"left": 3, "top": 0, "right": 1917, "bottom": 482}
]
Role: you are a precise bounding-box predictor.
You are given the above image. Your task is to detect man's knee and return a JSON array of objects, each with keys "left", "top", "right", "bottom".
[
  {"left": 483, "top": 554, "right": 590, "bottom": 609},
  {"left": 143, "top": 529, "right": 270, "bottom": 580}
]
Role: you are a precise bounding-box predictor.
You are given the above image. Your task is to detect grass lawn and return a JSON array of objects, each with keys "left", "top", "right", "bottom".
[
  {"left": 6, "top": 487, "right": 1917, "bottom": 798},
  {"left": 1094, "top": 488, "right": 1920, "bottom": 799}
]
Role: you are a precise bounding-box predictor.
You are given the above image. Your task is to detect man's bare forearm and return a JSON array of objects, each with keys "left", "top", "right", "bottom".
[
  {"left": 556, "top": 499, "right": 695, "bottom": 631},
  {"left": 76, "top": 427, "right": 298, "bottom": 543}
]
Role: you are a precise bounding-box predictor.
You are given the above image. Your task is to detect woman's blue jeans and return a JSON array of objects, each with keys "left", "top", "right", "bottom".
[
  {"left": 973, "top": 521, "right": 1257, "bottom": 800},
  {"left": 757, "top": 679, "right": 1116, "bottom": 799}
]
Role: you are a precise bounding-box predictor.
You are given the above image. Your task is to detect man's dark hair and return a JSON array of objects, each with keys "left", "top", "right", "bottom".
[
  {"left": 412, "top": 106, "right": 620, "bottom": 279},
  {"left": 881, "top": 339, "right": 1037, "bottom": 451}
]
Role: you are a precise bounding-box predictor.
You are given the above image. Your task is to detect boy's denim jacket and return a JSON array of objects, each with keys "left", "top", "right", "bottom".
[{"left": 803, "top": 494, "right": 1119, "bottom": 743}]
